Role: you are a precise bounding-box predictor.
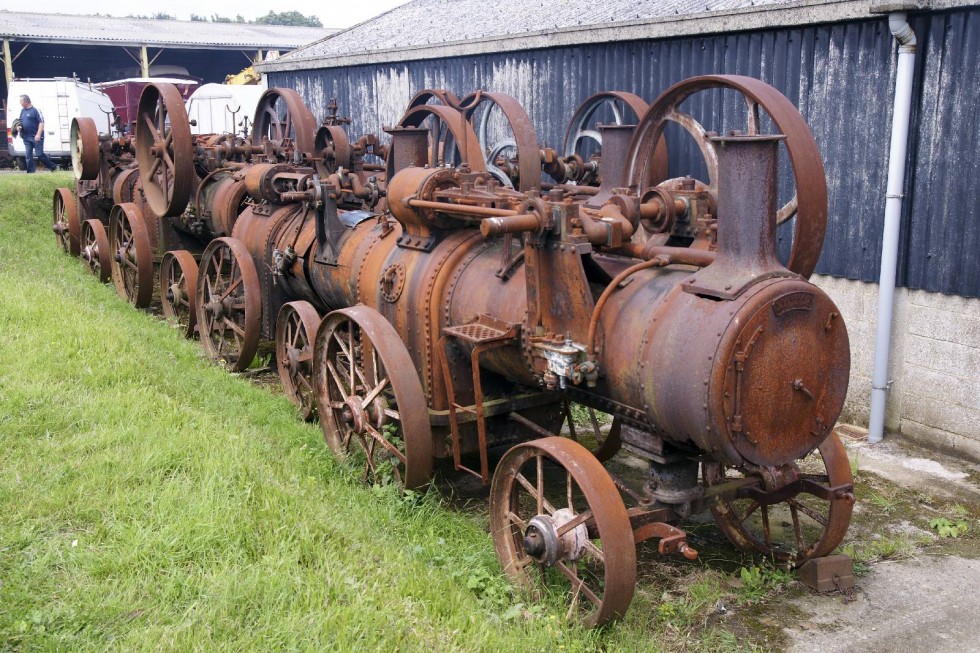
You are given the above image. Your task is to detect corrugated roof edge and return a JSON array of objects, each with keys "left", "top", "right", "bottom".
[
  {"left": 0, "top": 10, "right": 337, "bottom": 49},
  {"left": 256, "top": 0, "right": 978, "bottom": 72}
]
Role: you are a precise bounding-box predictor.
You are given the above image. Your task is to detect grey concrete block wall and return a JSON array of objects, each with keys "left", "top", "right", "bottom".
[{"left": 812, "top": 275, "right": 980, "bottom": 461}]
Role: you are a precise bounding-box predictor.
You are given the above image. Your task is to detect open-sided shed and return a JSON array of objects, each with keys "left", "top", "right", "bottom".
[{"left": 0, "top": 11, "right": 335, "bottom": 101}]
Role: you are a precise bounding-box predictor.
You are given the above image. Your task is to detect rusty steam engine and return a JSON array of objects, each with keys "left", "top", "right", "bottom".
[{"left": 53, "top": 75, "right": 855, "bottom": 627}]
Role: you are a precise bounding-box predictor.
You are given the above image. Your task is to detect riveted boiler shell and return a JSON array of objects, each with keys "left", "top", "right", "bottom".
[{"left": 641, "top": 277, "right": 850, "bottom": 467}]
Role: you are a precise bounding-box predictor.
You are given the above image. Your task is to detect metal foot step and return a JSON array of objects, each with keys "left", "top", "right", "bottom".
[{"left": 442, "top": 314, "right": 519, "bottom": 344}]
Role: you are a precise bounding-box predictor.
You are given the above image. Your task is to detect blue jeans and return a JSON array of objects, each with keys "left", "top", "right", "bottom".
[{"left": 23, "top": 138, "right": 57, "bottom": 173}]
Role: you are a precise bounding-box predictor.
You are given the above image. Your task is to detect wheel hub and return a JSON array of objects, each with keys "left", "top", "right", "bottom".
[
  {"left": 286, "top": 346, "right": 301, "bottom": 375},
  {"left": 53, "top": 221, "right": 67, "bottom": 235},
  {"left": 206, "top": 297, "right": 237, "bottom": 319},
  {"left": 82, "top": 246, "right": 94, "bottom": 263},
  {"left": 523, "top": 509, "right": 588, "bottom": 567},
  {"left": 167, "top": 283, "right": 182, "bottom": 305},
  {"left": 342, "top": 397, "right": 367, "bottom": 433},
  {"left": 757, "top": 463, "right": 801, "bottom": 492}
]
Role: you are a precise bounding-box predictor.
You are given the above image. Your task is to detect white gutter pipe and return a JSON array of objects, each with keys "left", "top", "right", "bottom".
[{"left": 869, "top": 12, "right": 917, "bottom": 444}]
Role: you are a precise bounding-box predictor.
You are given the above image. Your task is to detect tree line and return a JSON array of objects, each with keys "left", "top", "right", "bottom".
[{"left": 125, "top": 11, "right": 323, "bottom": 27}]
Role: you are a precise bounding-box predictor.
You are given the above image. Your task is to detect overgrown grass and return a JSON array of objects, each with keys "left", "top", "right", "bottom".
[
  {"left": 0, "top": 174, "right": 595, "bottom": 651},
  {"left": 0, "top": 173, "right": 761, "bottom": 652}
]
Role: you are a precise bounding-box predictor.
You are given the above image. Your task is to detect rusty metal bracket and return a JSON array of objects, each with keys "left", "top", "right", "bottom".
[
  {"left": 495, "top": 232, "right": 525, "bottom": 280},
  {"left": 738, "top": 478, "right": 855, "bottom": 506},
  {"left": 632, "top": 521, "right": 699, "bottom": 560}
]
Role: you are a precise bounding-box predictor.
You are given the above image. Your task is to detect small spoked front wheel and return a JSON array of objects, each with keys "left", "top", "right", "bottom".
[
  {"left": 195, "top": 237, "right": 261, "bottom": 372},
  {"left": 53, "top": 188, "right": 80, "bottom": 256},
  {"left": 704, "top": 432, "right": 854, "bottom": 565},
  {"left": 160, "top": 250, "right": 199, "bottom": 338},
  {"left": 108, "top": 203, "right": 154, "bottom": 308},
  {"left": 313, "top": 305, "right": 433, "bottom": 490},
  {"left": 80, "top": 219, "right": 110, "bottom": 282},
  {"left": 490, "top": 437, "right": 637, "bottom": 628},
  {"left": 275, "top": 300, "right": 321, "bottom": 421}
]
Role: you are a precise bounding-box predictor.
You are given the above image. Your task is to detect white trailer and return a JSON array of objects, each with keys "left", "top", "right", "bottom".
[{"left": 185, "top": 84, "right": 267, "bottom": 138}]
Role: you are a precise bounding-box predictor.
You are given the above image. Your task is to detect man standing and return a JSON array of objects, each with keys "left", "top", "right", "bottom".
[{"left": 17, "top": 95, "right": 58, "bottom": 173}]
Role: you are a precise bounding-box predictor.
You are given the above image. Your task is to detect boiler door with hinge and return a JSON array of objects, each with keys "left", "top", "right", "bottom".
[
  {"left": 380, "top": 262, "right": 406, "bottom": 303},
  {"left": 721, "top": 289, "right": 850, "bottom": 466}
]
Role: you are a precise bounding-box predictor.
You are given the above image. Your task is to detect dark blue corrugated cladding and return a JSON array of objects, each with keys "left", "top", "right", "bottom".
[
  {"left": 270, "top": 7, "right": 980, "bottom": 298},
  {"left": 904, "top": 9, "right": 980, "bottom": 297}
]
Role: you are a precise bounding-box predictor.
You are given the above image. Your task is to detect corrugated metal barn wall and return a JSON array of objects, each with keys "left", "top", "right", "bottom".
[{"left": 270, "top": 7, "right": 980, "bottom": 298}]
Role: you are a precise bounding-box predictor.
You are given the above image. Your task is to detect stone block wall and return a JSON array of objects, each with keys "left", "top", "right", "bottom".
[{"left": 812, "top": 275, "right": 980, "bottom": 461}]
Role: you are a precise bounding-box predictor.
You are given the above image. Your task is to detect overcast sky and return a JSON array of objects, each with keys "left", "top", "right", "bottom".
[{"left": 24, "top": 0, "right": 413, "bottom": 29}]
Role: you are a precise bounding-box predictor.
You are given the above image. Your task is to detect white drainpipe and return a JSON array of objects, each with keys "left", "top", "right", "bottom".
[{"left": 869, "top": 12, "right": 917, "bottom": 444}]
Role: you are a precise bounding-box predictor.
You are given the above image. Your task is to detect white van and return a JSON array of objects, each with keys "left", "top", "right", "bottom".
[
  {"left": 185, "top": 83, "right": 267, "bottom": 137},
  {"left": 6, "top": 78, "right": 115, "bottom": 167}
]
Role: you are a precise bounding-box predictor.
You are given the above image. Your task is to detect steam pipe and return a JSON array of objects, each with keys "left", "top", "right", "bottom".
[
  {"left": 587, "top": 245, "right": 716, "bottom": 357},
  {"left": 869, "top": 12, "right": 917, "bottom": 444},
  {"left": 407, "top": 199, "right": 517, "bottom": 218}
]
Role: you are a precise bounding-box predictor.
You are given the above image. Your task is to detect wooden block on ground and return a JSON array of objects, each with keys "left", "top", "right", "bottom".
[{"left": 797, "top": 554, "right": 854, "bottom": 592}]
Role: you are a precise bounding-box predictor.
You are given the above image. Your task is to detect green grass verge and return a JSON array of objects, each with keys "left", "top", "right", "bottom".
[{"left": 0, "top": 173, "right": 773, "bottom": 652}]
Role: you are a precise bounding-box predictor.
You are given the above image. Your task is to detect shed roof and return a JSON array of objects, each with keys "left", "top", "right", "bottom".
[
  {"left": 258, "top": 0, "right": 970, "bottom": 71},
  {"left": 0, "top": 11, "right": 335, "bottom": 50}
]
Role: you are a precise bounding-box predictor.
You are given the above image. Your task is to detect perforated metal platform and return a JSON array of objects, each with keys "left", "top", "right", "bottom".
[{"left": 442, "top": 317, "right": 518, "bottom": 344}]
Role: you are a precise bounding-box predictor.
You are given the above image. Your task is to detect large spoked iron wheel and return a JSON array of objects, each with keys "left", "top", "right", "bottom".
[
  {"left": 251, "top": 88, "right": 318, "bottom": 161},
  {"left": 490, "top": 437, "right": 637, "bottom": 628},
  {"left": 275, "top": 301, "right": 322, "bottom": 421},
  {"left": 135, "top": 83, "right": 194, "bottom": 217},
  {"left": 53, "top": 188, "right": 80, "bottom": 256},
  {"left": 196, "top": 237, "right": 261, "bottom": 372},
  {"left": 703, "top": 432, "right": 854, "bottom": 565},
  {"left": 459, "top": 91, "right": 541, "bottom": 191},
  {"left": 625, "top": 74, "right": 828, "bottom": 278},
  {"left": 80, "top": 219, "right": 110, "bottom": 282},
  {"left": 108, "top": 202, "right": 154, "bottom": 308},
  {"left": 562, "top": 91, "right": 666, "bottom": 187},
  {"left": 313, "top": 305, "right": 433, "bottom": 490},
  {"left": 160, "top": 250, "right": 199, "bottom": 338}
]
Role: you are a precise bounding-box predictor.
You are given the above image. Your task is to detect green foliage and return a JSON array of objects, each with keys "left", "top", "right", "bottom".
[
  {"left": 736, "top": 565, "right": 793, "bottom": 605},
  {"left": 867, "top": 491, "right": 897, "bottom": 514},
  {"left": 930, "top": 517, "right": 970, "bottom": 538},
  {"left": 253, "top": 10, "right": 323, "bottom": 27},
  {"left": 950, "top": 504, "right": 970, "bottom": 518},
  {"left": 842, "top": 531, "right": 929, "bottom": 565},
  {"left": 0, "top": 173, "right": 595, "bottom": 652},
  {"left": 128, "top": 13, "right": 175, "bottom": 20},
  {"left": 656, "top": 574, "right": 725, "bottom": 627},
  {"left": 122, "top": 11, "right": 319, "bottom": 25}
]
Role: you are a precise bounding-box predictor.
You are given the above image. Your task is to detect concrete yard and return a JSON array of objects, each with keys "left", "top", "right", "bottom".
[
  {"left": 786, "top": 555, "right": 980, "bottom": 653},
  {"left": 783, "top": 433, "right": 980, "bottom": 653}
]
